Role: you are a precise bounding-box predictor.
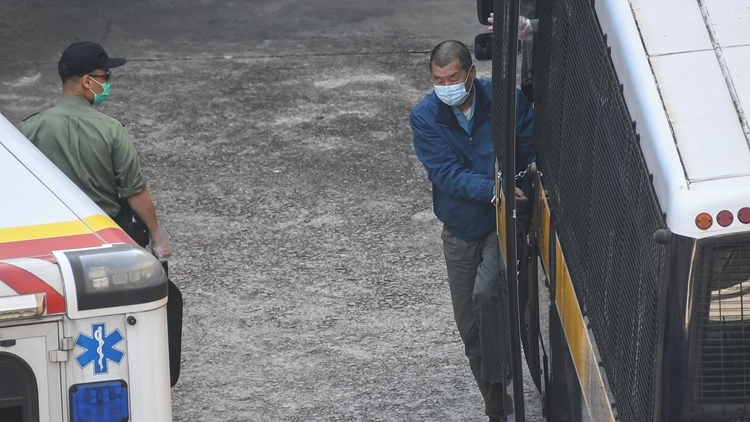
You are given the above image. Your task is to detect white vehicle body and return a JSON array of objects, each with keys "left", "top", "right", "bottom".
[
  {"left": 0, "top": 113, "right": 172, "bottom": 422},
  {"left": 598, "top": 0, "right": 750, "bottom": 238},
  {"left": 530, "top": 1, "right": 750, "bottom": 421},
  {"left": 488, "top": 0, "right": 750, "bottom": 420}
]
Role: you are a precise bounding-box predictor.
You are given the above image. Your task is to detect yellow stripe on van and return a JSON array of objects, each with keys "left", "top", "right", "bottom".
[
  {"left": 534, "top": 175, "right": 616, "bottom": 422},
  {"left": 83, "top": 214, "right": 120, "bottom": 232},
  {"left": 0, "top": 220, "right": 93, "bottom": 243},
  {"left": 496, "top": 180, "right": 508, "bottom": 261}
]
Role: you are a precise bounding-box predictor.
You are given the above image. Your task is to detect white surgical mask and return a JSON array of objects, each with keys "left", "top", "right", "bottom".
[{"left": 434, "top": 65, "right": 473, "bottom": 106}]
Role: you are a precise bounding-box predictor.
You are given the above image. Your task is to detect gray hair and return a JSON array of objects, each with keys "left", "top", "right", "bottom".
[{"left": 429, "top": 41, "right": 472, "bottom": 72}]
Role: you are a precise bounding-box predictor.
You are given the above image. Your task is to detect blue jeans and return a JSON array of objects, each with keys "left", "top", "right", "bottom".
[{"left": 441, "top": 225, "right": 507, "bottom": 398}]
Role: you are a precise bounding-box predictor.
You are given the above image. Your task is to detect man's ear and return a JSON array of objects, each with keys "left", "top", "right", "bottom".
[
  {"left": 79, "top": 75, "right": 92, "bottom": 89},
  {"left": 75, "top": 76, "right": 94, "bottom": 99}
]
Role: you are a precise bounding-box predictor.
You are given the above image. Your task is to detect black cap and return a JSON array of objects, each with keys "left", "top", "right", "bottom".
[{"left": 58, "top": 41, "right": 126, "bottom": 80}]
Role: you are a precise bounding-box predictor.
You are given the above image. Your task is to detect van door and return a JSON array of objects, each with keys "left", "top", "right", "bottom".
[{"left": 0, "top": 322, "right": 63, "bottom": 422}]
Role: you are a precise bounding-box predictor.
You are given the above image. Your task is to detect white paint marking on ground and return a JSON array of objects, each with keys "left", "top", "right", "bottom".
[
  {"left": 314, "top": 73, "right": 396, "bottom": 89},
  {"left": 4, "top": 73, "right": 41, "bottom": 87},
  {"left": 306, "top": 214, "right": 345, "bottom": 227},
  {"left": 0, "top": 94, "right": 26, "bottom": 101},
  {"left": 273, "top": 106, "right": 377, "bottom": 127}
]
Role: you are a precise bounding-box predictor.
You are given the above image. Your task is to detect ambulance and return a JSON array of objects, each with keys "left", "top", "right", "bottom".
[{"left": 0, "top": 112, "right": 172, "bottom": 421}]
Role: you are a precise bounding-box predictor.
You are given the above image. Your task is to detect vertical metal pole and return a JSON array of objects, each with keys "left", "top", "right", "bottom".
[{"left": 501, "top": 0, "right": 526, "bottom": 419}]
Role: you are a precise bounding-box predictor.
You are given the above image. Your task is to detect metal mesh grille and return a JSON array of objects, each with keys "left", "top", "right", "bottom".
[
  {"left": 529, "top": 0, "right": 668, "bottom": 421},
  {"left": 491, "top": 0, "right": 512, "bottom": 162},
  {"left": 687, "top": 235, "right": 750, "bottom": 419},
  {"left": 491, "top": 0, "right": 514, "bottom": 370}
]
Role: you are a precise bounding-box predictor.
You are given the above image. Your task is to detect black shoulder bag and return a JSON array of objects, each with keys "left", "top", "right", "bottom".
[{"left": 114, "top": 198, "right": 150, "bottom": 248}]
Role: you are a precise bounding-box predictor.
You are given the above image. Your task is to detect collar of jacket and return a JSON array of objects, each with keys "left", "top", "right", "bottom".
[
  {"left": 59, "top": 95, "right": 94, "bottom": 108},
  {"left": 435, "top": 81, "right": 491, "bottom": 131}
]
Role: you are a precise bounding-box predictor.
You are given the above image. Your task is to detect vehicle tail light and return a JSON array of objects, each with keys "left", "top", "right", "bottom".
[
  {"left": 717, "top": 210, "right": 734, "bottom": 227},
  {"left": 696, "top": 213, "right": 713, "bottom": 230},
  {"left": 739, "top": 208, "right": 750, "bottom": 225}
]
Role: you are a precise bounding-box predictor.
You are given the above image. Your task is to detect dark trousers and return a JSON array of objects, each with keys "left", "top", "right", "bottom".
[
  {"left": 441, "top": 225, "right": 506, "bottom": 398},
  {"left": 163, "top": 263, "right": 183, "bottom": 387}
]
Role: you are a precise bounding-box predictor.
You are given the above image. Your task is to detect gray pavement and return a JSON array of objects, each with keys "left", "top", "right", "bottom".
[{"left": 0, "top": 1, "right": 545, "bottom": 420}]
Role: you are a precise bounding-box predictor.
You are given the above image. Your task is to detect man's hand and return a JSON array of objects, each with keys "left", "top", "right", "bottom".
[
  {"left": 518, "top": 16, "right": 534, "bottom": 41},
  {"left": 487, "top": 13, "right": 534, "bottom": 41},
  {"left": 126, "top": 187, "right": 173, "bottom": 261},
  {"left": 515, "top": 187, "right": 528, "bottom": 207},
  {"left": 150, "top": 229, "right": 173, "bottom": 261}
]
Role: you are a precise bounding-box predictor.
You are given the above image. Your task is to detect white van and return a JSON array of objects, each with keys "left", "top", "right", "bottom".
[
  {"left": 0, "top": 112, "right": 172, "bottom": 421},
  {"left": 483, "top": 0, "right": 750, "bottom": 420}
]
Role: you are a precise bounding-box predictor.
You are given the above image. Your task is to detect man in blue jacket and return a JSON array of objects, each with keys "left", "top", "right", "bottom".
[{"left": 410, "top": 40, "right": 534, "bottom": 421}]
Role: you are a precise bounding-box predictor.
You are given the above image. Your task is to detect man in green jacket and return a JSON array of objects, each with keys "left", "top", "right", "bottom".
[{"left": 19, "top": 41, "right": 171, "bottom": 260}]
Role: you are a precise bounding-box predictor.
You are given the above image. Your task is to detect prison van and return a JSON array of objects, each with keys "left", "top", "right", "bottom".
[
  {"left": 0, "top": 112, "right": 172, "bottom": 421},
  {"left": 483, "top": 0, "right": 750, "bottom": 421}
]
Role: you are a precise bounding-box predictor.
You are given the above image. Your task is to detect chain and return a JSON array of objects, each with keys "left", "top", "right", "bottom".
[{"left": 514, "top": 166, "right": 543, "bottom": 181}]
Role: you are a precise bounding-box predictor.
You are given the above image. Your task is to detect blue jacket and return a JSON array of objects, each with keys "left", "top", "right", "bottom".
[{"left": 410, "top": 79, "right": 534, "bottom": 242}]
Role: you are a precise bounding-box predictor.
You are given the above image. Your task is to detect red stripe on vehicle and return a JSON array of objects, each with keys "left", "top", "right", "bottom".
[
  {"left": 0, "top": 233, "right": 103, "bottom": 260},
  {"left": 0, "top": 262, "right": 66, "bottom": 314},
  {"left": 97, "top": 227, "right": 137, "bottom": 245},
  {"left": 35, "top": 254, "right": 59, "bottom": 264}
]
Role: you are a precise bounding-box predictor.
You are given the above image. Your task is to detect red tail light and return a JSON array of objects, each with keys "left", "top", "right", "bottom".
[
  {"left": 717, "top": 210, "right": 734, "bottom": 227},
  {"left": 738, "top": 208, "right": 750, "bottom": 225}
]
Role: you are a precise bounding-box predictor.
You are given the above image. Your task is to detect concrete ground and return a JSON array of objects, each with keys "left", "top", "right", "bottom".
[{"left": 0, "top": 1, "right": 547, "bottom": 420}]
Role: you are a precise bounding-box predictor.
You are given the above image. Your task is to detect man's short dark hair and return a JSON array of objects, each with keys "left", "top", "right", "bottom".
[{"left": 429, "top": 41, "right": 473, "bottom": 72}]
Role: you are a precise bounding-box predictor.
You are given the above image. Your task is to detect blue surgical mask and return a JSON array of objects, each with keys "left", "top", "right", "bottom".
[
  {"left": 434, "top": 66, "right": 473, "bottom": 107},
  {"left": 88, "top": 77, "right": 111, "bottom": 106}
]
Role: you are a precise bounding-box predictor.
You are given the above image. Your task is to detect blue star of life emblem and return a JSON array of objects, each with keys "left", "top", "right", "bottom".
[{"left": 75, "top": 323, "right": 125, "bottom": 375}]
